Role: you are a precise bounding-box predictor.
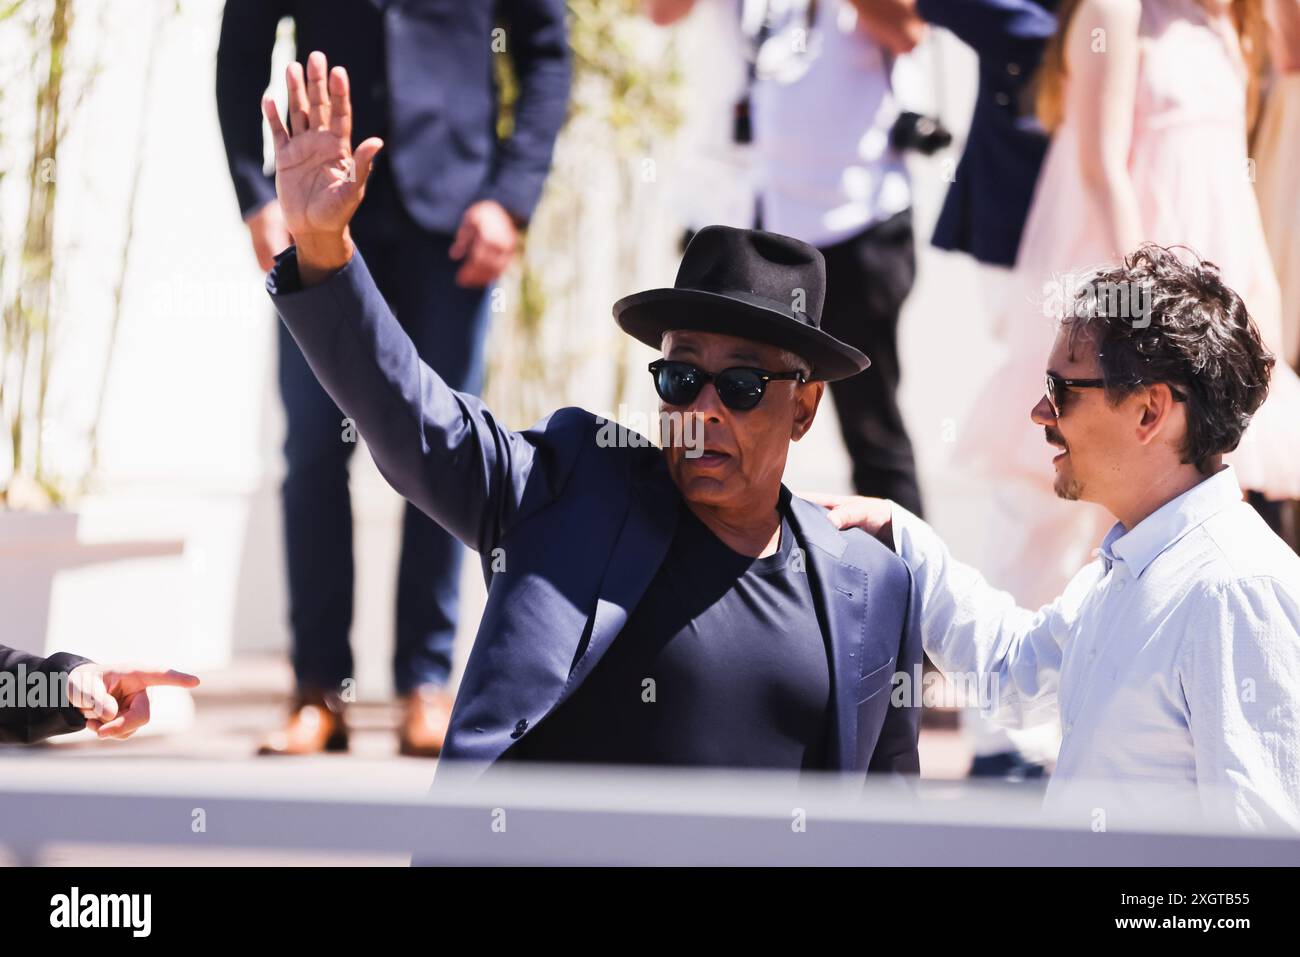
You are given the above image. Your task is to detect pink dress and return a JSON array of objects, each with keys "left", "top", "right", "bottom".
[
  {"left": 958, "top": 0, "right": 1300, "bottom": 606},
  {"left": 1256, "top": 0, "right": 1300, "bottom": 367}
]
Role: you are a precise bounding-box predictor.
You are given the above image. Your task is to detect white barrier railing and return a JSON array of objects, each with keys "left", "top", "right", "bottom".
[{"left": 1, "top": 758, "right": 1297, "bottom": 865}]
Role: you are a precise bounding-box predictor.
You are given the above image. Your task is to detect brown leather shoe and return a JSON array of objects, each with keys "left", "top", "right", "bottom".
[
  {"left": 256, "top": 689, "right": 349, "bottom": 756},
  {"left": 398, "top": 686, "right": 454, "bottom": 757}
]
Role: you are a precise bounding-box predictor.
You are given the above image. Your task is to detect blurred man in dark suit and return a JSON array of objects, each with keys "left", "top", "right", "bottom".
[
  {"left": 216, "top": 0, "right": 570, "bottom": 757},
  {"left": 647, "top": 0, "right": 927, "bottom": 520},
  {"left": 914, "top": 0, "right": 1056, "bottom": 268}
]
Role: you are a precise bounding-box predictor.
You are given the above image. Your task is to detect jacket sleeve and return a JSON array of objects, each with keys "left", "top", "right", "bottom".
[
  {"left": 216, "top": 0, "right": 290, "bottom": 218},
  {"left": 478, "top": 0, "right": 572, "bottom": 223},
  {"left": 916, "top": 0, "right": 1057, "bottom": 62},
  {"left": 0, "top": 647, "right": 91, "bottom": 744},
  {"left": 868, "top": 563, "right": 923, "bottom": 774},
  {"left": 269, "top": 246, "right": 586, "bottom": 554}
]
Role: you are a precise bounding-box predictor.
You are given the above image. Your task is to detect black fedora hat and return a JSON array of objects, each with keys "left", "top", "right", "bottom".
[{"left": 613, "top": 226, "right": 870, "bottom": 382}]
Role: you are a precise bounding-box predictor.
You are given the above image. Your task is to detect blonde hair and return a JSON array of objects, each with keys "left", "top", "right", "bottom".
[{"left": 1034, "top": 0, "right": 1266, "bottom": 133}]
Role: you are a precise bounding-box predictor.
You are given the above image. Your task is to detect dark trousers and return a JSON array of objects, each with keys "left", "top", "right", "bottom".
[
  {"left": 277, "top": 169, "right": 490, "bottom": 695},
  {"left": 817, "top": 210, "right": 923, "bottom": 518}
]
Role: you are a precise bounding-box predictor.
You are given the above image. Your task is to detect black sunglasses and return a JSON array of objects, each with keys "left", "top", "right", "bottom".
[
  {"left": 1044, "top": 372, "right": 1186, "bottom": 418},
  {"left": 649, "top": 359, "right": 807, "bottom": 411}
]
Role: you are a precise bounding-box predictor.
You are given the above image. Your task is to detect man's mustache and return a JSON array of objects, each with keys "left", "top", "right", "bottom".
[{"left": 1045, "top": 426, "right": 1068, "bottom": 451}]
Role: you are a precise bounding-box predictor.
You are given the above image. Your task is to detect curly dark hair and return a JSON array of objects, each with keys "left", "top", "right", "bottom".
[{"left": 1062, "top": 244, "right": 1275, "bottom": 474}]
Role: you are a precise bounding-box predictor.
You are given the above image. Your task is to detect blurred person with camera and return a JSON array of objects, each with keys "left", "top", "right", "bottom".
[
  {"left": 648, "top": 0, "right": 930, "bottom": 520},
  {"left": 216, "top": 1, "right": 570, "bottom": 757}
]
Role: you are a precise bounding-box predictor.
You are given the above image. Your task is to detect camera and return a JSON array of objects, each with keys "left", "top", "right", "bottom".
[{"left": 889, "top": 111, "right": 953, "bottom": 155}]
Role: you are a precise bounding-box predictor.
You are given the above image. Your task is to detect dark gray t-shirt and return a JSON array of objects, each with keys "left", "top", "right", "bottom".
[{"left": 509, "top": 493, "right": 832, "bottom": 770}]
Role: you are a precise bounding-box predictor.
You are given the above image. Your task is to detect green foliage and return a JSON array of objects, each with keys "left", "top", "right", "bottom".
[
  {"left": 1, "top": 0, "right": 73, "bottom": 507},
  {"left": 487, "top": 1, "right": 683, "bottom": 426}
]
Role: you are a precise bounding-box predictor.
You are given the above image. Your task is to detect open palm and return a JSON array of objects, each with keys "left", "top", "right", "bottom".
[{"left": 262, "top": 52, "right": 383, "bottom": 243}]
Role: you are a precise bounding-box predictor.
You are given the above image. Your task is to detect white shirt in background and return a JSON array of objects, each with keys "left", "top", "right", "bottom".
[{"left": 750, "top": 0, "right": 911, "bottom": 247}]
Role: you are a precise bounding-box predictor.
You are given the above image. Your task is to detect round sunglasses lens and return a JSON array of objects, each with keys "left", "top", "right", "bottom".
[
  {"left": 716, "top": 370, "right": 764, "bottom": 410},
  {"left": 656, "top": 363, "right": 700, "bottom": 405}
]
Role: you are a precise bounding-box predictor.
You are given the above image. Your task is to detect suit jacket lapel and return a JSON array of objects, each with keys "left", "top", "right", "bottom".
[
  {"left": 549, "top": 456, "right": 680, "bottom": 713},
  {"left": 787, "top": 494, "right": 864, "bottom": 771}
]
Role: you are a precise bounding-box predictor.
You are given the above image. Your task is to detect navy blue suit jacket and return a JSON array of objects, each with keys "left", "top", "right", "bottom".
[
  {"left": 268, "top": 248, "right": 922, "bottom": 775},
  {"left": 919, "top": 0, "right": 1057, "bottom": 267},
  {"left": 216, "top": 0, "right": 571, "bottom": 232}
]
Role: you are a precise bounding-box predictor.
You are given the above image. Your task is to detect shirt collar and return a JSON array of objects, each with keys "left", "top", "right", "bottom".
[{"left": 1098, "top": 466, "right": 1243, "bottom": 578}]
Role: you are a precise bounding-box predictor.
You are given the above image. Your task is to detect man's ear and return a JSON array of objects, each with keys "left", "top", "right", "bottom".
[
  {"left": 791, "top": 381, "right": 824, "bottom": 442},
  {"left": 1134, "top": 382, "right": 1178, "bottom": 447}
]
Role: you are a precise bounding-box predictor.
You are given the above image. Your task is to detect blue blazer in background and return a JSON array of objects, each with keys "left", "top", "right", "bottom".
[
  {"left": 216, "top": 0, "right": 571, "bottom": 232},
  {"left": 268, "top": 248, "right": 923, "bottom": 775},
  {"left": 919, "top": 0, "right": 1058, "bottom": 267}
]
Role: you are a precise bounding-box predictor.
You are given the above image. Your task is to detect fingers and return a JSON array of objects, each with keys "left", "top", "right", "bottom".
[
  {"left": 106, "top": 668, "right": 200, "bottom": 699},
  {"left": 95, "top": 692, "right": 149, "bottom": 740},
  {"left": 824, "top": 499, "right": 892, "bottom": 533},
  {"left": 799, "top": 490, "right": 855, "bottom": 509},
  {"left": 450, "top": 205, "right": 515, "bottom": 288},
  {"left": 823, "top": 507, "right": 850, "bottom": 530},
  {"left": 795, "top": 491, "right": 892, "bottom": 531},
  {"left": 68, "top": 669, "right": 118, "bottom": 723},
  {"left": 455, "top": 238, "right": 505, "bottom": 288},
  {"left": 328, "top": 66, "right": 352, "bottom": 142},
  {"left": 263, "top": 96, "right": 290, "bottom": 154},
  {"left": 456, "top": 258, "right": 491, "bottom": 288},
  {"left": 274, "top": 55, "right": 352, "bottom": 156},
  {"left": 68, "top": 666, "right": 196, "bottom": 741},
  {"left": 448, "top": 218, "right": 475, "bottom": 262},
  {"left": 306, "top": 50, "right": 331, "bottom": 130},
  {"left": 123, "top": 668, "right": 201, "bottom": 690},
  {"left": 253, "top": 240, "right": 279, "bottom": 273},
  {"left": 458, "top": 240, "right": 513, "bottom": 287},
  {"left": 353, "top": 136, "right": 384, "bottom": 187},
  {"left": 287, "top": 61, "right": 310, "bottom": 135},
  {"left": 83, "top": 689, "right": 118, "bottom": 722}
]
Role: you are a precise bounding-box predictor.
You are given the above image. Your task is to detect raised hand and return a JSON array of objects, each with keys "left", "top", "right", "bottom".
[{"left": 262, "top": 50, "right": 383, "bottom": 284}]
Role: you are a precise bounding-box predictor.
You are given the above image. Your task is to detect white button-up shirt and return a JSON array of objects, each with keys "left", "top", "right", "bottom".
[{"left": 894, "top": 466, "right": 1300, "bottom": 830}]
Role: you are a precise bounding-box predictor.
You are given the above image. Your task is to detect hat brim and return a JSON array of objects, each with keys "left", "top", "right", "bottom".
[{"left": 613, "top": 288, "right": 870, "bottom": 382}]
